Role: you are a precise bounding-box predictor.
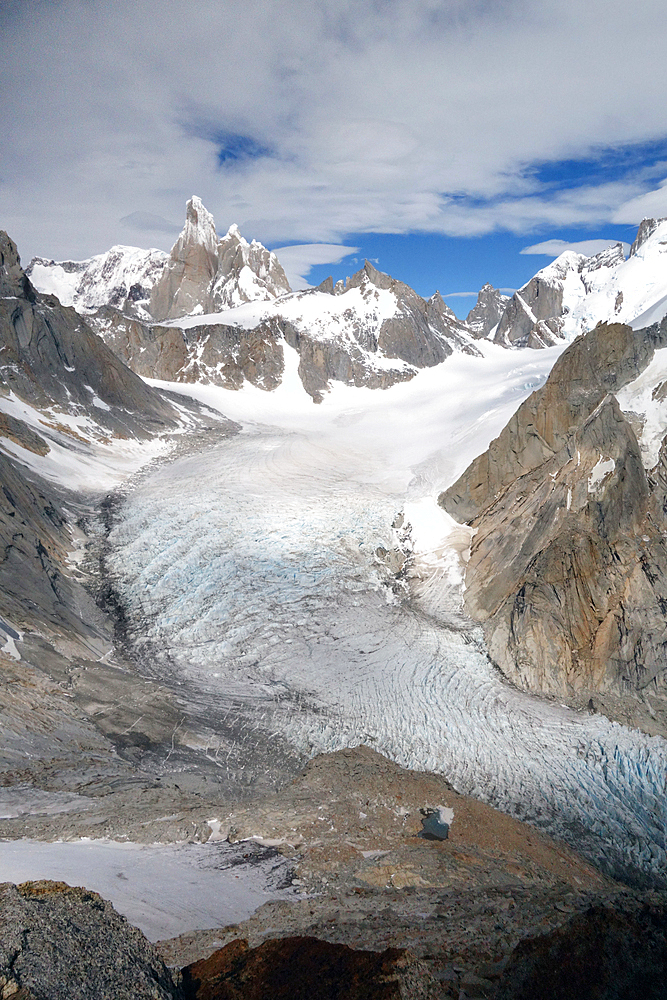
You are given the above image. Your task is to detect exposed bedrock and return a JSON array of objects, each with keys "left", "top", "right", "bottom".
[
  {"left": 439, "top": 320, "right": 667, "bottom": 718},
  {"left": 0, "top": 880, "right": 182, "bottom": 1000},
  {"left": 493, "top": 242, "right": 626, "bottom": 350},
  {"left": 465, "top": 282, "right": 510, "bottom": 339},
  {"left": 0, "top": 232, "right": 178, "bottom": 438},
  {"left": 90, "top": 308, "right": 286, "bottom": 391},
  {"left": 149, "top": 198, "right": 291, "bottom": 322},
  {"left": 89, "top": 260, "right": 479, "bottom": 400}
]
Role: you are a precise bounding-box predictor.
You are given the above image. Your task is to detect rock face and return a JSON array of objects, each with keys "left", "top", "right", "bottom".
[
  {"left": 439, "top": 319, "right": 667, "bottom": 713},
  {"left": 149, "top": 197, "right": 220, "bottom": 321},
  {"left": 466, "top": 283, "right": 509, "bottom": 338},
  {"left": 495, "top": 896, "right": 667, "bottom": 1000},
  {"left": 27, "top": 198, "right": 291, "bottom": 326},
  {"left": 0, "top": 231, "right": 178, "bottom": 438},
  {"left": 148, "top": 198, "right": 291, "bottom": 321},
  {"left": 84, "top": 257, "right": 480, "bottom": 401},
  {"left": 491, "top": 220, "right": 667, "bottom": 350},
  {"left": 210, "top": 223, "right": 292, "bottom": 311},
  {"left": 28, "top": 199, "right": 482, "bottom": 399},
  {"left": 89, "top": 308, "right": 285, "bottom": 391},
  {"left": 0, "top": 880, "right": 182, "bottom": 1000}
]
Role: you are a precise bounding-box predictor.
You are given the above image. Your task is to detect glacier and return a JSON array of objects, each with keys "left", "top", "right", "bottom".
[{"left": 103, "top": 344, "right": 667, "bottom": 886}]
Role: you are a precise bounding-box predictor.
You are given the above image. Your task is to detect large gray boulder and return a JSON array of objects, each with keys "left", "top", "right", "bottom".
[{"left": 0, "top": 880, "right": 182, "bottom": 999}]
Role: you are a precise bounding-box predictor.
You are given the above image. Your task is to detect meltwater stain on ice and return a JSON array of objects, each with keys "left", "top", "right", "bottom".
[{"left": 107, "top": 417, "right": 667, "bottom": 886}]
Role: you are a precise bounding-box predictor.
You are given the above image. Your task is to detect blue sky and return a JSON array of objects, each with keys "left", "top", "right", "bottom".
[
  {"left": 2, "top": 0, "right": 667, "bottom": 312},
  {"left": 270, "top": 223, "right": 640, "bottom": 318}
]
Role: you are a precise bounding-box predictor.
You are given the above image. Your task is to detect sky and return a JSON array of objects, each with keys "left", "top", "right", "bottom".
[{"left": 2, "top": 0, "right": 667, "bottom": 317}]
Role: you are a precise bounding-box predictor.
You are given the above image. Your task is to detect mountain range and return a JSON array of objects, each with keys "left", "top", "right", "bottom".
[
  {"left": 5, "top": 201, "right": 667, "bottom": 733},
  {"left": 1, "top": 203, "right": 667, "bottom": 996}
]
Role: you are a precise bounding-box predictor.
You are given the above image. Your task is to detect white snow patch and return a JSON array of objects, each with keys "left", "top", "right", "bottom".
[
  {"left": 27, "top": 263, "right": 79, "bottom": 306},
  {"left": 435, "top": 805, "right": 455, "bottom": 826},
  {"left": 84, "top": 385, "right": 111, "bottom": 411},
  {"left": 588, "top": 456, "right": 615, "bottom": 492},
  {"left": 0, "top": 634, "right": 20, "bottom": 661},
  {"left": 617, "top": 345, "right": 667, "bottom": 468}
]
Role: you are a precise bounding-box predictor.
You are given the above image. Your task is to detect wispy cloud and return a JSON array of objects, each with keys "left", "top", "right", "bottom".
[
  {"left": 2, "top": 0, "right": 667, "bottom": 258},
  {"left": 521, "top": 238, "right": 631, "bottom": 257},
  {"left": 120, "top": 211, "right": 181, "bottom": 235}
]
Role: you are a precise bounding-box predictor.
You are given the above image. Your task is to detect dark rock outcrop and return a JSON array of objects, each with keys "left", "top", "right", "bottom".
[
  {"left": 183, "top": 937, "right": 439, "bottom": 1000},
  {"left": 495, "top": 896, "right": 667, "bottom": 1000},
  {"left": 0, "top": 880, "right": 182, "bottom": 1000},
  {"left": 440, "top": 319, "right": 667, "bottom": 713}
]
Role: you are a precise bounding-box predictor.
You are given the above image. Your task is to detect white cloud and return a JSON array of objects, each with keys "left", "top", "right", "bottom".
[
  {"left": 271, "top": 243, "right": 359, "bottom": 289},
  {"left": 2, "top": 0, "right": 667, "bottom": 259},
  {"left": 612, "top": 179, "right": 667, "bottom": 225},
  {"left": 521, "top": 238, "right": 631, "bottom": 258},
  {"left": 442, "top": 291, "right": 478, "bottom": 298}
]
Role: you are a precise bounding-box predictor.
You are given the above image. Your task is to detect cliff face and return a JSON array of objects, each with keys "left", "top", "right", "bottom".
[
  {"left": 0, "top": 232, "right": 177, "bottom": 439},
  {"left": 0, "top": 880, "right": 182, "bottom": 1000},
  {"left": 439, "top": 320, "right": 667, "bottom": 716},
  {"left": 86, "top": 259, "right": 479, "bottom": 401}
]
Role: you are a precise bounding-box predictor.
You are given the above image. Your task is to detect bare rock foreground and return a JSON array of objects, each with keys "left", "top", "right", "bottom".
[{"left": 0, "top": 748, "right": 666, "bottom": 998}]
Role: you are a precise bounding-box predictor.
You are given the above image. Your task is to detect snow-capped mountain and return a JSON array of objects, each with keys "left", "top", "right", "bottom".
[
  {"left": 148, "top": 198, "right": 292, "bottom": 320},
  {"left": 86, "top": 259, "right": 481, "bottom": 402},
  {"left": 492, "top": 219, "right": 667, "bottom": 348},
  {"left": 27, "top": 245, "right": 168, "bottom": 319},
  {"left": 28, "top": 197, "right": 481, "bottom": 401},
  {"left": 27, "top": 196, "right": 291, "bottom": 324}
]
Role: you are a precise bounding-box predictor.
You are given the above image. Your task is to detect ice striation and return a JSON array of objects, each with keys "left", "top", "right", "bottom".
[{"left": 106, "top": 385, "right": 667, "bottom": 887}]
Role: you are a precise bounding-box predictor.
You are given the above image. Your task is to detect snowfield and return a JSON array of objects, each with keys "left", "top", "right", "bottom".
[{"left": 99, "top": 343, "right": 667, "bottom": 884}]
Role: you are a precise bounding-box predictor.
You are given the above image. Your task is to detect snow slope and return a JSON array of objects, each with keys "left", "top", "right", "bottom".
[
  {"left": 497, "top": 220, "right": 667, "bottom": 348},
  {"left": 28, "top": 246, "right": 168, "bottom": 318}
]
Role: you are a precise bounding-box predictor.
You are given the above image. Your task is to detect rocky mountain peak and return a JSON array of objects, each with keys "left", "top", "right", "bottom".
[
  {"left": 0, "top": 230, "right": 36, "bottom": 301},
  {"left": 466, "top": 282, "right": 509, "bottom": 339},
  {"left": 428, "top": 291, "right": 457, "bottom": 320},
  {"left": 149, "top": 199, "right": 291, "bottom": 320},
  {"left": 630, "top": 217, "right": 667, "bottom": 256},
  {"left": 343, "top": 260, "right": 394, "bottom": 293},
  {"left": 582, "top": 242, "right": 626, "bottom": 272},
  {"left": 181, "top": 195, "right": 218, "bottom": 257}
]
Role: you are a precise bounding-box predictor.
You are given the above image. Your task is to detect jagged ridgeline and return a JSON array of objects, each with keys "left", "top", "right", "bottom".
[
  {"left": 0, "top": 230, "right": 182, "bottom": 642},
  {"left": 28, "top": 196, "right": 484, "bottom": 402}
]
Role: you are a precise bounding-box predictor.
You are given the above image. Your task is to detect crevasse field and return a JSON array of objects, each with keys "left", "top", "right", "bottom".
[{"left": 94, "top": 342, "right": 667, "bottom": 884}]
